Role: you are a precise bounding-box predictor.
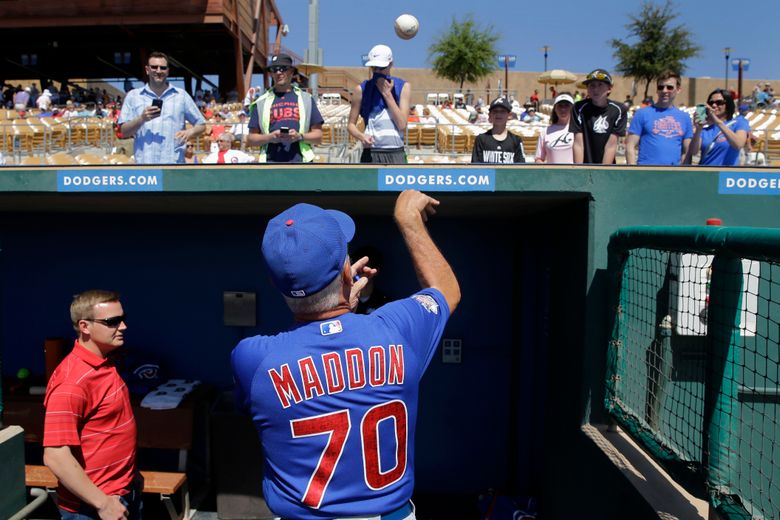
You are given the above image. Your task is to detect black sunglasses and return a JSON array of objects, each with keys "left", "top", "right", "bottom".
[
  {"left": 708, "top": 99, "right": 726, "bottom": 106},
  {"left": 269, "top": 66, "right": 290, "bottom": 73},
  {"left": 148, "top": 65, "right": 169, "bottom": 71},
  {"left": 85, "top": 315, "right": 127, "bottom": 328},
  {"left": 657, "top": 85, "right": 676, "bottom": 91}
]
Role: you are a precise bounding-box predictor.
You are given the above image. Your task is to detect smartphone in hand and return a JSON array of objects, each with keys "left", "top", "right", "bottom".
[
  {"left": 279, "top": 127, "right": 290, "bottom": 134},
  {"left": 695, "top": 104, "right": 706, "bottom": 122},
  {"left": 152, "top": 98, "right": 163, "bottom": 111}
]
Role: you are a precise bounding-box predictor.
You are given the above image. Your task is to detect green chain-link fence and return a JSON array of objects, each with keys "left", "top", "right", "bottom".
[{"left": 605, "top": 226, "right": 780, "bottom": 519}]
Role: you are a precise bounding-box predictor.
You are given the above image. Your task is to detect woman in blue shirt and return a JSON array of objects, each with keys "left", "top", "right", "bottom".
[{"left": 685, "top": 89, "right": 749, "bottom": 166}]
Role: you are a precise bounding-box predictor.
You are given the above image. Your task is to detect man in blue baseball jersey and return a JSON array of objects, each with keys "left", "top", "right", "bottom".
[{"left": 231, "top": 190, "right": 460, "bottom": 520}]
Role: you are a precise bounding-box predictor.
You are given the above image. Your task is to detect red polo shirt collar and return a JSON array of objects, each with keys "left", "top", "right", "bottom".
[{"left": 71, "top": 340, "right": 111, "bottom": 368}]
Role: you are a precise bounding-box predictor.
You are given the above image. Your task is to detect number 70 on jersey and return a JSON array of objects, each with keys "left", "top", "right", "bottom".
[{"left": 291, "top": 400, "right": 408, "bottom": 508}]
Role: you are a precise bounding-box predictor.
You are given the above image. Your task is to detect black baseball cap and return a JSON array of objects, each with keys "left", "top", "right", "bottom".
[
  {"left": 489, "top": 96, "right": 512, "bottom": 112},
  {"left": 268, "top": 54, "right": 293, "bottom": 68},
  {"left": 583, "top": 69, "right": 613, "bottom": 85}
]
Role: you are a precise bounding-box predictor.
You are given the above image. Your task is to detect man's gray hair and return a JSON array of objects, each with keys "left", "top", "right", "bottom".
[{"left": 283, "top": 256, "right": 348, "bottom": 314}]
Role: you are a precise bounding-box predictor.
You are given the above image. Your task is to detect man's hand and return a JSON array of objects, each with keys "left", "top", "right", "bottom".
[
  {"left": 284, "top": 129, "right": 304, "bottom": 142},
  {"left": 44, "top": 445, "right": 130, "bottom": 520},
  {"left": 174, "top": 129, "right": 191, "bottom": 143},
  {"left": 394, "top": 189, "right": 440, "bottom": 225},
  {"left": 142, "top": 105, "right": 161, "bottom": 122},
  {"left": 348, "top": 256, "right": 378, "bottom": 311},
  {"left": 376, "top": 77, "right": 394, "bottom": 99},
  {"left": 96, "top": 494, "right": 128, "bottom": 520},
  {"left": 270, "top": 129, "right": 297, "bottom": 144}
]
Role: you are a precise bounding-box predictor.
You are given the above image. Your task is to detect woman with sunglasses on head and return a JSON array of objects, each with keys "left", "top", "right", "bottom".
[{"left": 685, "top": 89, "right": 750, "bottom": 166}]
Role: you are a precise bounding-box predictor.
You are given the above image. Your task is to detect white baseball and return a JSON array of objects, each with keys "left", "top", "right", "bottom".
[{"left": 394, "top": 14, "right": 419, "bottom": 40}]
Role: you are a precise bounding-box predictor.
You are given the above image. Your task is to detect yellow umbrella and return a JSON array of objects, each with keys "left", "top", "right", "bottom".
[
  {"left": 295, "top": 62, "right": 325, "bottom": 76},
  {"left": 537, "top": 69, "right": 577, "bottom": 85}
]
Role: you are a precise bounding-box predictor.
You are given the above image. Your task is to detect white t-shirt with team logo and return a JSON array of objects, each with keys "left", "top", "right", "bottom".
[{"left": 535, "top": 123, "right": 574, "bottom": 164}]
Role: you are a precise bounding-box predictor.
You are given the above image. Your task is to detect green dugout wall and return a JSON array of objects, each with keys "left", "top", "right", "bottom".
[{"left": 0, "top": 164, "right": 778, "bottom": 519}]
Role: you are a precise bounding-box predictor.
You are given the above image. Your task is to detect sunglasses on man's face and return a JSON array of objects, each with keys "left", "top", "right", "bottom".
[
  {"left": 269, "top": 66, "right": 290, "bottom": 73},
  {"left": 85, "top": 315, "right": 127, "bottom": 328},
  {"left": 148, "top": 65, "right": 169, "bottom": 71},
  {"left": 657, "top": 85, "right": 676, "bottom": 91}
]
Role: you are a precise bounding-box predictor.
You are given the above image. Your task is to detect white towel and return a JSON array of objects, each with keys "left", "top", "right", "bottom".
[{"left": 140, "top": 379, "right": 201, "bottom": 410}]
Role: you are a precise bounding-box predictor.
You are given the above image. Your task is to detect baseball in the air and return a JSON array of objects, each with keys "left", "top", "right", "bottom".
[{"left": 394, "top": 14, "right": 419, "bottom": 40}]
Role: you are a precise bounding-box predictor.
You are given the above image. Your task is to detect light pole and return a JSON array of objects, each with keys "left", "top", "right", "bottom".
[
  {"left": 541, "top": 45, "right": 551, "bottom": 72},
  {"left": 723, "top": 47, "right": 732, "bottom": 90},
  {"left": 306, "top": 0, "right": 323, "bottom": 98}
]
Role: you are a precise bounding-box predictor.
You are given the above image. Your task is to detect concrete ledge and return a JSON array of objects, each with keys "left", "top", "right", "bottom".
[{"left": 582, "top": 423, "right": 709, "bottom": 520}]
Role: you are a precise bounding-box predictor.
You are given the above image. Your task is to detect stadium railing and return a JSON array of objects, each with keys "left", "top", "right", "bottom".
[{"left": 605, "top": 225, "right": 780, "bottom": 519}]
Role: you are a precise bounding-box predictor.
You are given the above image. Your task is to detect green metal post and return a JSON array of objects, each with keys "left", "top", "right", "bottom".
[{"left": 703, "top": 254, "right": 747, "bottom": 517}]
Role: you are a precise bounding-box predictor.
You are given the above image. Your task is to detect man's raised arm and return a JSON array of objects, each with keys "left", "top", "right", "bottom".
[{"left": 394, "top": 190, "right": 460, "bottom": 313}]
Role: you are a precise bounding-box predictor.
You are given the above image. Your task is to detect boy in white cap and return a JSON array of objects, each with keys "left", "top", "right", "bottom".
[{"left": 348, "top": 44, "right": 412, "bottom": 164}]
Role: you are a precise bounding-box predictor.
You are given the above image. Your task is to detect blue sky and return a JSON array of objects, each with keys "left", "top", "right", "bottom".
[{"left": 275, "top": 0, "right": 779, "bottom": 81}]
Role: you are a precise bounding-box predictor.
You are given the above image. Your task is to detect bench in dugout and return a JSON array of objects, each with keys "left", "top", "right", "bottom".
[
  {"left": 25, "top": 465, "right": 190, "bottom": 520},
  {"left": 3, "top": 378, "right": 204, "bottom": 520}
]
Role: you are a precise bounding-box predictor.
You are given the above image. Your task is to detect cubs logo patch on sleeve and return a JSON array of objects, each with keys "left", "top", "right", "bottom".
[
  {"left": 412, "top": 294, "right": 439, "bottom": 314},
  {"left": 320, "top": 319, "right": 343, "bottom": 336}
]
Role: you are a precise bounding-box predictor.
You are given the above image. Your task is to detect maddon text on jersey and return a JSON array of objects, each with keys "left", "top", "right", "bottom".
[{"left": 268, "top": 345, "right": 405, "bottom": 408}]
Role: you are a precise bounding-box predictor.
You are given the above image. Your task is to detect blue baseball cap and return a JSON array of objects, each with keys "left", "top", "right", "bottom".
[{"left": 262, "top": 203, "right": 355, "bottom": 298}]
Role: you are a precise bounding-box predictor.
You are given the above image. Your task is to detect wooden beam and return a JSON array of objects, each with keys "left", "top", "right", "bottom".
[
  {"left": 0, "top": 15, "right": 219, "bottom": 28},
  {"left": 243, "top": 0, "right": 262, "bottom": 96}
]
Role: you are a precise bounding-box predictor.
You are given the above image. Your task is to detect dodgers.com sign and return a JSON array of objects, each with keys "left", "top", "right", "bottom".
[
  {"left": 378, "top": 168, "right": 495, "bottom": 192},
  {"left": 719, "top": 171, "right": 780, "bottom": 195},
  {"left": 58, "top": 170, "right": 163, "bottom": 192}
]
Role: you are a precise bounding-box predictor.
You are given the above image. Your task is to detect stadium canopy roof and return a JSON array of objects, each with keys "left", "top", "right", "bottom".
[{"left": 0, "top": 0, "right": 290, "bottom": 96}]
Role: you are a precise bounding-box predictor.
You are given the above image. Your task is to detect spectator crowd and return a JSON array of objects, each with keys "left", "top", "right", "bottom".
[{"left": 1, "top": 48, "right": 778, "bottom": 167}]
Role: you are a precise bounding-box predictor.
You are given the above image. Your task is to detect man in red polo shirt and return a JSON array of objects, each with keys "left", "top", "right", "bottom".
[{"left": 43, "top": 290, "right": 139, "bottom": 520}]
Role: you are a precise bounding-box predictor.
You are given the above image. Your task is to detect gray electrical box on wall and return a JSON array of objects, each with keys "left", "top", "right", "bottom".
[
  {"left": 223, "top": 291, "right": 256, "bottom": 327},
  {"left": 442, "top": 339, "right": 462, "bottom": 363}
]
